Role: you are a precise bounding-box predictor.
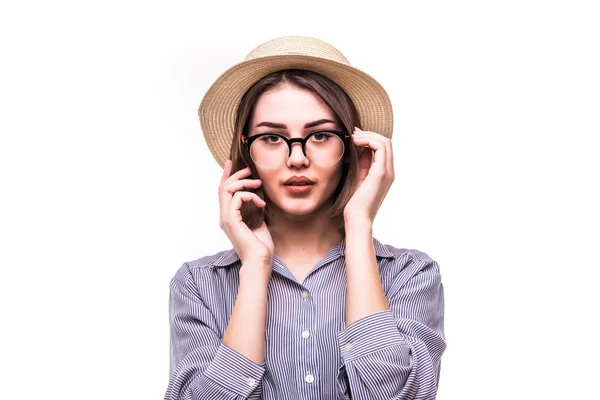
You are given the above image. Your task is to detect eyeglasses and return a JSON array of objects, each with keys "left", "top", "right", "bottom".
[{"left": 241, "top": 130, "right": 349, "bottom": 170}]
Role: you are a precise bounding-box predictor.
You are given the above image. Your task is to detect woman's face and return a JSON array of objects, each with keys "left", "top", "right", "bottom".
[{"left": 248, "top": 84, "right": 345, "bottom": 217}]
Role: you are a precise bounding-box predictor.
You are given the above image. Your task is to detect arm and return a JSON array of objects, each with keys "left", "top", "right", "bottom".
[
  {"left": 164, "top": 261, "right": 270, "bottom": 400},
  {"left": 338, "top": 222, "right": 446, "bottom": 400}
]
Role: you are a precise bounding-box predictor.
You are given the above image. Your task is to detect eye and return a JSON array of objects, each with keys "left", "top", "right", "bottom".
[
  {"left": 258, "top": 134, "right": 284, "bottom": 144},
  {"left": 310, "top": 131, "right": 334, "bottom": 142}
]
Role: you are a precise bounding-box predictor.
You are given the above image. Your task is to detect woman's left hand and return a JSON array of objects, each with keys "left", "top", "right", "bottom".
[{"left": 343, "top": 127, "right": 395, "bottom": 224}]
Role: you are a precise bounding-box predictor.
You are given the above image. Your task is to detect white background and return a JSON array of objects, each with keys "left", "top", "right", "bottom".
[{"left": 1, "top": 0, "right": 598, "bottom": 398}]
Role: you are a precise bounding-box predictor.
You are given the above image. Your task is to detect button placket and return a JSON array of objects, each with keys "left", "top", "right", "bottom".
[
  {"left": 299, "top": 287, "right": 311, "bottom": 390},
  {"left": 299, "top": 286, "right": 318, "bottom": 390},
  {"left": 298, "top": 289, "right": 315, "bottom": 390}
]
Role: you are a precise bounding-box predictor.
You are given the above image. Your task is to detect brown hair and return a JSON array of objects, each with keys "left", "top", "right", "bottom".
[{"left": 229, "top": 69, "right": 362, "bottom": 230}]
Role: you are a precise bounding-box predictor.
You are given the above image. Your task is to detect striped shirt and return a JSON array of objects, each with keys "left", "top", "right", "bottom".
[{"left": 164, "top": 237, "right": 446, "bottom": 400}]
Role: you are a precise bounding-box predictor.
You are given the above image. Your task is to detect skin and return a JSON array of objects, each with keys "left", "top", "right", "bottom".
[
  {"left": 218, "top": 83, "right": 396, "bottom": 364},
  {"left": 248, "top": 84, "right": 346, "bottom": 280}
]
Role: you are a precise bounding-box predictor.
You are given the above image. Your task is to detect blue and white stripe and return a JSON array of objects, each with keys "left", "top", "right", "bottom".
[{"left": 164, "top": 237, "right": 445, "bottom": 399}]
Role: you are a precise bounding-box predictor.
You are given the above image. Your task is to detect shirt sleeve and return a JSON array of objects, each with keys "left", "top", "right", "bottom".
[
  {"left": 336, "top": 256, "right": 446, "bottom": 400},
  {"left": 164, "top": 263, "right": 266, "bottom": 400}
]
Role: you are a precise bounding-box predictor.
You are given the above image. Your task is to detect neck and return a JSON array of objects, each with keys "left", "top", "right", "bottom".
[{"left": 266, "top": 204, "right": 345, "bottom": 260}]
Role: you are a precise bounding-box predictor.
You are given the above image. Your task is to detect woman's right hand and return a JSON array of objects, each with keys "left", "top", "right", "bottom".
[{"left": 218, "top": 160, "right": 275, "bottom": 268}]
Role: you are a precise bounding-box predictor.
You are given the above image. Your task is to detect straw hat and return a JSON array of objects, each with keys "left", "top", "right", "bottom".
[{"left": 198, "top": 35, "right": 394, "bottom": 168}]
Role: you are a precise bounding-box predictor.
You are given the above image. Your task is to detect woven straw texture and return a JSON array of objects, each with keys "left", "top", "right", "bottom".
[{"left": 198, "top": 36, "right": 394, "bottom": 169}]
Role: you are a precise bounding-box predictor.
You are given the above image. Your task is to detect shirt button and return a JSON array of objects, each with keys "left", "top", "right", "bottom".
[
  {"left": 305, "top": 373, "right": 315, "bottom": 383},
  {"left": 343, "top": 342, "right": 353, "bottom": 352},
  {"left": 245, "top": 377, "right": 257, "bottom": 387},
  {"left": 301, "top": 290, "right": 309, "bottom": 300},
  {"left": 301, "top": 330, "right": 311, "bottom": 339}
]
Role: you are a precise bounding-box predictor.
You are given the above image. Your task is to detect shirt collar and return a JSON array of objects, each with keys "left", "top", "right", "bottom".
[{"left": 209, "top": 236, "right": 395, "bottom": 268}]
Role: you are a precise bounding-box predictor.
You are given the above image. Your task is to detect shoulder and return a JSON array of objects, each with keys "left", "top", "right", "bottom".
[
  {"left": 170, "top": 248, "right": 239, "bottom": 294},
  {"left": 375, "top": 237, "right": 440, "bottom": 270},
  {"left": 185, "top": 248, "right": 239, "bottom": 271},
  {"left": 374, "top": 237, "right": 442, "bottom": 288}
]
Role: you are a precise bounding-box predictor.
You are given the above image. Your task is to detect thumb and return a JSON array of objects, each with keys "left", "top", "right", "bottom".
[{"left": 358, "top": 147, "right": 372, "bottom": 181}]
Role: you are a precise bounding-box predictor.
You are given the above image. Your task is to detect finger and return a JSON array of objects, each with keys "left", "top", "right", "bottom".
[
  {"left": 223, "top": 179, "right": 263, "bottom": 195},
  {"left": 230, "top": 191, "right": 266, "bottom": 213},
  {"left": 354, "top": 127, "right": 385, "bottom": 138},
  {"left": 221, "top": 192, "right": 267, "bottom": 247},
  {"left": 219, "top": 179, "right": 262, "bottom": 219},
  {"left": 353, "top": 129, "right": 394, "bottom": 171},
  {"left": 220, "top": 160, "right": 232, "bottom": 185},
  {"left": 223, "top": 165, "right": 253, "bottom": 185},
  {"left": 219, "top": 166, "right": 253, "bottom": 200},
  {"left": 388, "top": 141, "right": 395, "bottom": 178},
  {"left": 355, "top": 131, "right": 394, "bottom": 169},
  {"left": 352, "top": 136, "right": 387, "bottom": 171},
  {"left": 221, "top": 190, "right": 266, "bottom": 228},
  {"left": 357, "top": 147, "right": 372, "bottom": 182}
]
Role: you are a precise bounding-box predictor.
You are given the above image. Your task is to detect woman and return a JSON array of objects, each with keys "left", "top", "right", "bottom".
[{"left": 164, "top": 36, "right": 445, "bottom": 400}]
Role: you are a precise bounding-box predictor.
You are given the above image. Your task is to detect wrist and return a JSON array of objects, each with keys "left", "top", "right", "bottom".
[
  {"left": 240, "top": 260, "right": 272, "bottom": 286},
  {"left": 343, "top": 216, "right": 373, "bottom": 230}
]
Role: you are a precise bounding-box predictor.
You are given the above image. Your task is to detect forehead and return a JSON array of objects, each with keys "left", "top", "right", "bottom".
[{"left": 251, "top": 85, "right": 336, "bottom": 123}]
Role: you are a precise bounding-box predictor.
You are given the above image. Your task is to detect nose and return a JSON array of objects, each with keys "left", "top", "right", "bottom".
[{"left": 286, "top": 142, "right": 309, "bottom": 168}]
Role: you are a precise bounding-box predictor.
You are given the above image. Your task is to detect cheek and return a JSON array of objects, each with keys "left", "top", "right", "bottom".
[
  {"left": 262, "top": 180, "right": 276, "bottom": 196},
  {"left": 257, "top": 171, "right": 277, "bottom": 195},
  {"left": 330, "top": 164, "right": 344, "bottom": 184},
  {"left": 320, "top": 166, "right": 344, "bottom": 195}
]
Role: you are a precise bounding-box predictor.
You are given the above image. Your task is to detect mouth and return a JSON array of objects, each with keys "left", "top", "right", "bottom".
[{"left": 283, "top": 182, "right": 315, "bottom": 194}]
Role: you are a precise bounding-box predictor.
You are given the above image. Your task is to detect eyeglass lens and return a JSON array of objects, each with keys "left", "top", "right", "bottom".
[{"left": 249, "top": 132, "right": 344, "bottom": 169}]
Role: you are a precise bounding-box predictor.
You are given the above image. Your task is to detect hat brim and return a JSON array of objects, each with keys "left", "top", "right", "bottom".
[{"left": 198, "top": 54, "right": 393, "bottom": 169}]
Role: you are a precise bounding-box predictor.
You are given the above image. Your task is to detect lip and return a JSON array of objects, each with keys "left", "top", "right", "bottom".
[
  {"left": 284, "top": 184, "right": 314, "bottom": 194},
  {"left": 284, "top": 175, "right": 315, "bottom": 185}
]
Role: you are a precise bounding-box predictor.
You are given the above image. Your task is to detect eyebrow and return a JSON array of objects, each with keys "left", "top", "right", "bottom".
[{"left": 255, "top": 118, "right": 337, "bottom": 129}]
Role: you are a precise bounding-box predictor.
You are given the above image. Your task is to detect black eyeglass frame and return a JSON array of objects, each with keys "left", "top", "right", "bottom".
[{"left": 241, "top": 130, "right": 350, "bottom": 159}]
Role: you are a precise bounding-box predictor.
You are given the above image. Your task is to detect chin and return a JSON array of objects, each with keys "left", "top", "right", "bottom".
[
  {"left": 276, "top": 199, "right": 321, "bottom": 216},
  {"left": 270, "top": 192, "right": 331, "bottom": 217},
  {"left": 264, "top": 183, "right": 336, "bottom": 217}
]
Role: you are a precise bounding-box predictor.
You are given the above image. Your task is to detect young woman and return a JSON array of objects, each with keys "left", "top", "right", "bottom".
[{"left": 164, "top": 36, "right": 445, "bottom": 400}]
